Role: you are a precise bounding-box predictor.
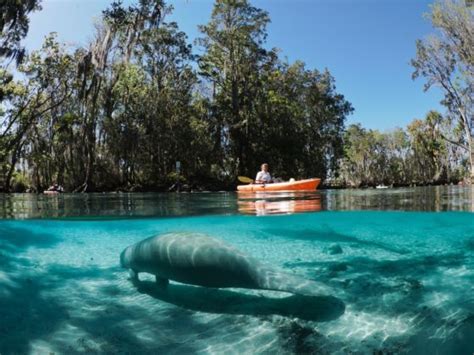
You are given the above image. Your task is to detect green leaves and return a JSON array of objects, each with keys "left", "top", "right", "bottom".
[
  {"left": 1, "top": 0, "right": 354, "bottom": 191},
  {"left": 0, "top": 0, "right": 41, "bottom": 64},
  {"left": 340, "top": 110, "right": 465, "bottom": 187},
  {"left": 411, "top": 0, "right": 473, "bottom": 179}
]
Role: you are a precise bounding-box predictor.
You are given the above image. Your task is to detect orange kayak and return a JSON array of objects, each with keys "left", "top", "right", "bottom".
[
  {"left": 237, "top": 178, "right": 321, "bottom": 192},
  {"left": 43, "top": 190, "right": 60, "bottom": 195}
]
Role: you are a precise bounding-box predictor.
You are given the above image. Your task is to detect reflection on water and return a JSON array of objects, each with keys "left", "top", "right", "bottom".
[
  {"left": 1, "top": 185, "right": 474, "bottom": 219},
  {"left": 238, "top": 192, "right": 321, "bottom": 215},
  {"left": 323, "top": 185, "right": 474, "bottom": 212}
]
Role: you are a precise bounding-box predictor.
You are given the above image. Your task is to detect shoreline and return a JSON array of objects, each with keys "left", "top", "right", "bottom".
[{"left": 1, "top": 181, "right": 469, "bottom": 195}]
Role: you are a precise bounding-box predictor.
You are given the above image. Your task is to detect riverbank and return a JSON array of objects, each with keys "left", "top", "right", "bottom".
[{"left": 4, "top": 177, "right": 470, "bottom": 194}]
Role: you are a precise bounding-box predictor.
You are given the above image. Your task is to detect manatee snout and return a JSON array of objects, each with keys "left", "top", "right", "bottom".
[{"left": 120, "top": 247, "right": 131, "bottom": 268}]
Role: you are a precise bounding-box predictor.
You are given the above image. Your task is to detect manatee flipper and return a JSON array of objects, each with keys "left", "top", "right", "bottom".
[
  {"left": 129, "top": 269, "right": 139, "bottom": 282},
  {"left": 155, "top": 276, "right": 169, "bottom": 287}
]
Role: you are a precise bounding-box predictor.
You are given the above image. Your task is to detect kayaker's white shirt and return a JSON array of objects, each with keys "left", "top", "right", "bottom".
[{"left": 256, "top": 171, "right": 272, "bottom": 183}]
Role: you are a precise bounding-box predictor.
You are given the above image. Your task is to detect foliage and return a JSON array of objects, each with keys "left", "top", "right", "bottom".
[
  {"left": 0, "top": 0, "right": 354, "bottom": 191},
  {"left": 339, "top": 111, "right": 467, "bottom": 187},
  {"left": 0, "top": 0, "right": 470, "bottom": 192},
  {"left": 411, "top": 0, "right": 473, "bottom": 178},
  {"left": 196, "top": 0, "right": 352, "bottom": 181},
  {"left": 0, "top": 0, "right": 42, "bottom": 64}
]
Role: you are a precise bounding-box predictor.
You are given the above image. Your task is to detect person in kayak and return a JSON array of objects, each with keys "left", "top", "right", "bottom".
[
  {"left": 46, "top": 182, "right": 64, "bottom": 193},
  {"left": 255, "top": 163, "right": 273, "bottom": 184}
]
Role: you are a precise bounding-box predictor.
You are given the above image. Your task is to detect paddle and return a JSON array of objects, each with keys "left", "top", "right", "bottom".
[{"left": 238, "top": 176, "right": 254, "bottom": 184}]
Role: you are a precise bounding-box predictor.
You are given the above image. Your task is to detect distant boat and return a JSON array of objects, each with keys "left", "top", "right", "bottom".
[{"left": 376, "top": 185, "right": 389, "bottom": 189}]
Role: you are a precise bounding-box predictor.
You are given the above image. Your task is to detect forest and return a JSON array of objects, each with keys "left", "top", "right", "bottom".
[{"left": 0, "top": 0, "right": 472, "bottom": 192}]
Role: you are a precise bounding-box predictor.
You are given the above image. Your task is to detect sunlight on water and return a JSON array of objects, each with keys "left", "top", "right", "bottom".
[{"left": 0, "top": 211, "right": 473, "bottom": 353}]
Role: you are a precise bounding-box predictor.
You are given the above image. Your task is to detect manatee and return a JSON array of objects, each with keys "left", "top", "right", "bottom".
[{"left": 120, "top": 232, "right": 332, "bottom": 296}]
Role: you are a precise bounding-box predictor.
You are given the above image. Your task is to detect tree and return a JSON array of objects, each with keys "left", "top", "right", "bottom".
[
  {"left": 407, "top": 111, "right": 447, "bottom": 183},
  {"left": 339, "top": 111, "right": 465, "bottom": 188},
  {"left": 256, "top": 60, "right": 351, "bottom": 180},
  {"left": 411, "top": 0, "right": 473, "bottom": 180},
  {"left": 1, "top": 0, "right": 203, "bottom": 192},
  {"left": 0, "top": 0, "right": 41, "bottom": 64},
  {"left": 0, "top": 34, "right": 74, "bottom": 191},
  {"left": 197, "top": 0, "right": 271, "bottom": 177},
  {"left": 72, "top": 0, "right": 165, "bottom": 191},
  {"left": 1, "top": 0, "right": 354, "bottom": 192},
  {"left": 197, "top": 0, "right": 352, "bottom": 181}
]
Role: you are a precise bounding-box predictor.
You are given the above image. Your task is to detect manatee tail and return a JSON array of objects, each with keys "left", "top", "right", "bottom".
[{"left": 257, "top": 268, "right": 332, "bottom": 297}]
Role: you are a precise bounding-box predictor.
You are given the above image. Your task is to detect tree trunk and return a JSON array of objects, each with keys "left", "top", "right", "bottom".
[
  {"left": 4, "top": 142, "right": 23, "bottom": 191},
  {"left": 470, "top": 137, "right": 474, "bottom": 183}
]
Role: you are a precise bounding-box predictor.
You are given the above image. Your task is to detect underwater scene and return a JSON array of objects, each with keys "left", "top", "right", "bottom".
[{"left": 1, "top": 187, "right": 474, "bottom": 354}]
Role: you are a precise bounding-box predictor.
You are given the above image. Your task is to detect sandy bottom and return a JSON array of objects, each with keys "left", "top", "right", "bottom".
[{"left": 0, "top": 211, "right": 473, "bottom": 354}]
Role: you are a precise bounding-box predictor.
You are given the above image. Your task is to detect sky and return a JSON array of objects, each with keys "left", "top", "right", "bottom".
[{"left": 23, "top": 0, "right": 444, "bottom": 131}]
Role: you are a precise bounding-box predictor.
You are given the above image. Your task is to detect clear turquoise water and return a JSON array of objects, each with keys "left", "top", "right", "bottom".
[{"left": 1, "top": 208, "right": 473, "bottom": 354}]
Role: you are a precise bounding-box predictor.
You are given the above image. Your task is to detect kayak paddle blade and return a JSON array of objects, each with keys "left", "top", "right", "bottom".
[{"left": 238, "top": 176, "right": 254, "bottom": 184}]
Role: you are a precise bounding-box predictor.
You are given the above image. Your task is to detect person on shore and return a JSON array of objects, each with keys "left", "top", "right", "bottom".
[{"left": 255, "top": 163, "right": 273, "bottom": 184}]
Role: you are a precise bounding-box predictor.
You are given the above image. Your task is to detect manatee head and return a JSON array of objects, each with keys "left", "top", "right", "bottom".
[{"left": 120, "top": 246, "right": 132, "bottom": 268}]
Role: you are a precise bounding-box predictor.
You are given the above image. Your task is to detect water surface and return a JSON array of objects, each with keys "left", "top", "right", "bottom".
[{"left": 1, "top": 185, "right": 474, "bottom": 219}]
